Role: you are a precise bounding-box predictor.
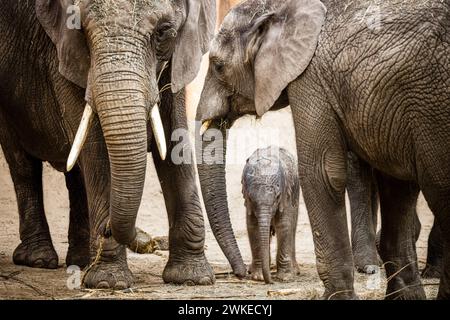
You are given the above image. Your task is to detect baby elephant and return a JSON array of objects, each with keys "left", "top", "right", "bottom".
[{"left": 242, "top": 146, "right": 299, "bottom": 284}]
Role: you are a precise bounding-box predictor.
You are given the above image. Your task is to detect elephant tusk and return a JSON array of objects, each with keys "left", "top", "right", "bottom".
[
  {"left": 200, "top": 120, "right": 212, "bottom": 136},
  {"left": 150, "top": 104, "right": 167, "bottom": 161},
  {"left": 66, "top": 103, "right": 94, "bottom": 172}
]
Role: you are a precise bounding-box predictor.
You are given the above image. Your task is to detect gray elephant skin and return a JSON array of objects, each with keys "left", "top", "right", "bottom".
[
  {"left": 0, "top": 0, "right": 216, "bottom": 289},
  {"left": 196, "top": 0, "right": 449, "bottom": 299},
  {"left": 242, "top": 147, "right": 300, "bottom": 284}
]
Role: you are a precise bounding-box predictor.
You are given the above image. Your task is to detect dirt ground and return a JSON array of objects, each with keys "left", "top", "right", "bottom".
[{"left": 0, "top": 109, "right": 439, "bottom": 300}]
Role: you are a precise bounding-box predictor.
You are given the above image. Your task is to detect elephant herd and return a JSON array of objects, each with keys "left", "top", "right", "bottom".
[{"left": 0, "top": 0, "right": 449, "bottom": 300}]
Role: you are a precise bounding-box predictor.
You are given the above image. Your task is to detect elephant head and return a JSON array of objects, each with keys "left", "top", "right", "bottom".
[
  {"left": 35, "top": 0, "right": 215, "bottom": 245},
  {"left": 196, "top": 0, "right": 325, "bottom": 277}
]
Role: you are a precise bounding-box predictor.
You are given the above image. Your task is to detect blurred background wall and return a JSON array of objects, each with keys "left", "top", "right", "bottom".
[{"left": 185, "top": 0, "right": 243, "bottom": 120}]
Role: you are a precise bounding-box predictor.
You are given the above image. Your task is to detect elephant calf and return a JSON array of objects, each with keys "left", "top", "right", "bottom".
[{"left": 242, "top": 147, "right": 299, "bottom": 284}]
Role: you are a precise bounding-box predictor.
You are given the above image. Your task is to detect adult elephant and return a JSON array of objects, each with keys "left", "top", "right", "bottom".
[
  {"left": 196, "top": 0, "right": 449, "bottom": 299},
  {"left": 0, "top": 0, "right": 216, "bottom": 289}
]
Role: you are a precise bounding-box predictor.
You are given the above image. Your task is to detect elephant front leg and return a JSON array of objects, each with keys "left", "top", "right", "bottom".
[
  {"left": 290, "top": 92, "right": 356, "bottom": 299},
  {"left": 0, "top": 130, "right": 58, "bottom": 269},
  {"left": 153, "top": 150, "right": 214, "bottom": 285},
  {"left": 247, "top": 210, "right": 264, "bottom": 281},
  {"left": 152, "top": 87, "right": 214, "bottom": 286},
  {"left": 65, "top": 166, "right": 90, "bottom": 268},
  {"left": 347, "top": 152, "right": 380, "bottom": 274},
  {"left": 376, "top": 173, "right": 425, "bottom": 300},
  {"left": 274, "top": 209, "right": 299, "bottom": 282},
  {"left": 79, "top": 127, "right": 133, "bottom": 290}
]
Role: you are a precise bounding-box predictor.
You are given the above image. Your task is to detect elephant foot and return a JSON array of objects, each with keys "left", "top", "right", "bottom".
[
  {"left": 353, "top": 249, "right": 380, "bottom": 275},
  {"left": 163, "top": 254, "right": 215, "bottom": 285},
  {"left": 323, "top": 290, "right": 359, "bottom": 300},
  {"left": 274, "top": 262, "right": 299, "bottom": 282},
  {"left": 248, "top": 263, "right": 264, "bottom": 281},
  {"left": 13, "top": 240, "right": 58, "bottom": 269},
  {"left": 421, "top": 263, "right": 442, "bottom": 279},
  {"left": 385, "top": 279, "right": 426, "bottom": 300},
  {"left": 83, "top": 261, "right": 133, "bottom": 290},
  {"left": 66, "top": 245, "right": 90, "bottom": 269},
  {"left": 275, "top": 270, "right": 296, "bottom": 282},
  {"left": 356, "top": 263, "right": 379, "bottom": 275}
]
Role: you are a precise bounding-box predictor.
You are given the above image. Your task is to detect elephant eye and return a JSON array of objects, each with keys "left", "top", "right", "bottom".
[
  {"left": 156, "top": 22, "right": 177, "bottom": 42},
  {"left": 213, "top": 60, "right": 225, "bottom": 74},
  {"left": 155, "top": 22, "right": 177, "bottom": 61}
]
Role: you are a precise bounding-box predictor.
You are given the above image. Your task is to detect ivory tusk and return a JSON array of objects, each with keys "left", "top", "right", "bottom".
[
  {"left": 200, "top": 120, "right": 212, "bottom": 136},
  {"left": 66, "top": 104, "right": 94, "bottom": 172},
  {"left": 150, "top": 104, "right": 167, "bottom": 161}
]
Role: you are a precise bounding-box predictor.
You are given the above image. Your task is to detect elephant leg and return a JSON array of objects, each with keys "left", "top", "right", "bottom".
[
  {"left": 420, "top": 189, "right": 450, "bottom": 299},
  {"left": 79, "top": 121, "right": 133, "bottom": 289},
  {"left": 435, "top": 215, "right": 450, "bottom": 299},
  {"left": 64, "top": 166, "right": 90, "bottom": 268},
  {"left": 347, "top": 151, "right": 379, "bottom": 274},
  {"left": 152, "top": 151, "right": 214, "bottom": 285},
  {"left": 290, "top": 93, "right": 355, "bottom": 299},
  {"left": 376, "top": 172, "right": 425, "bottom": 300},
  {"left": 152, "top": 70, "right": 214, "bottom": 285},
  {"left": 291, "top": 205, "right": 300, "bottom": 276},
  {"left": 247, "top": 208, "right": 263, "bottom": 281},
  {"left": 0, "top": 128, "right": 57, "bottom": 269},
  {"left": 274, "top": 208, "right": 298, "bottom": 282},
  {"left": 421, "top": 218, "right": 443, "bottom": 279}
]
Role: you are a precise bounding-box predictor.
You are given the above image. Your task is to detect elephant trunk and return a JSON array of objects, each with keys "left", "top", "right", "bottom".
[
  {"left": 97, "top": 96, "right": 147, "bottom": 245},
  {"left": 258, "top": 209, "right": 272, "bottom": 284},
  {"left": 196, "top": 122, "right": 247, "bottom": 278},
  {"left": 91, "top": 47, "right": 154, "bottom": 245}
]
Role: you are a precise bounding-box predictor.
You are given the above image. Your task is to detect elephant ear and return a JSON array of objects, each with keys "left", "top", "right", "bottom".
[
  {"left": 36, "top": 0, "right": 90, "bottom": 88},
  {"left": 249, "top": 0, "right": 326, "bottom": 116},
  {"left": 171, "top": 0, "right": 216, "bottom": 93},
  {"left": 279, "top": 168, "right": 299, "bottom": 213}
]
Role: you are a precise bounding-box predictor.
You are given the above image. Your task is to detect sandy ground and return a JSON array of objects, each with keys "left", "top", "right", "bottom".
[{"left": 0, "top": 108, "right": 439, "bottom": 300}]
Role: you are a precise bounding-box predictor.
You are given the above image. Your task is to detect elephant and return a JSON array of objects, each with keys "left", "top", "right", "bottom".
[
  {"left": 0, "top": 156, "right": 90, "bottom": 269},
  {"left": 0, "top": 0, "right": 216, "bottom": 289},
  {"left": 242, "top": 146, "right": 300, "bottom": 284},
  {"left": 195, "top": 0, "right": 450, "bottom": 299}
]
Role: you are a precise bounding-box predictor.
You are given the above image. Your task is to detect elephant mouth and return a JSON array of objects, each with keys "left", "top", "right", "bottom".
[
  {"left": 199, "top": 95, "right": 261, "bottom": 136},
  {"left": 199, "top": 112, "right": 254, "bottom": 136},
  {"left": 66, "top": 102, "right": 167, "bottom": 172},
  {"left": 199, "top": 117, "right": 237, "bottom": 136}
]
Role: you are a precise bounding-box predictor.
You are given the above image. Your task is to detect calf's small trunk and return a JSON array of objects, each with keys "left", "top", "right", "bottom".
[{"left": 258, "top": 210, "right": 273, "bottom": 284}]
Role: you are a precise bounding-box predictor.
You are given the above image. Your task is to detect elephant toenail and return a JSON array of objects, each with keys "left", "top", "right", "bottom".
[
  {"left": 184, "top": 280, "right": 196, "bottom": 286},
  {"left": 115, "top": 281, "right": 128, "bottom": 290},
  {"left": 96, "top": 281, "right": 111, "bottom": 289},
  {"left": 32, "top": 259, "right": 45, "bottom": 268},
  {"left": 198, "top": 277, "right": 213, "bottom": 285}
]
